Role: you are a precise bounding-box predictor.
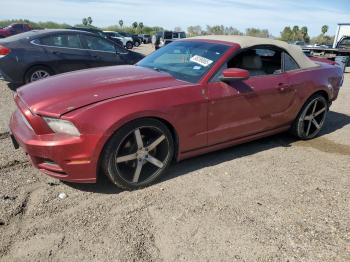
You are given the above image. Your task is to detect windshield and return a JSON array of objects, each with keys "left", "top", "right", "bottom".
[{"left": 137, "top": 41, "right": 229, "bottom": 83}]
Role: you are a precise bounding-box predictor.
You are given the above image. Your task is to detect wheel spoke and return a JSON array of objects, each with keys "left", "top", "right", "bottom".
[
  {"left": 312, "top": 119, "right": 321, "bottom": 129},
  {"left": 305, "top": 120, "right": 312, "bottom": 136},
  {"left": 132, "top": 160, "right": 143, "bottom": 182},
  {"left": 134, "top": 129, "right": 144, "bottom": 149},
  {"left": 304, "top": 115, "right": 313, "bottom": 121},
  {"left": 312, "top": 100, "right": 318, "bottom": 114},
  {"left": 147, "top": 135, "right": 165, "bottom": 151},
  {"left": 314, "top": 107, "right": 326, "bottom": 117},
  {"left": 146, "top": 156, "right": 164, "bottom": 168},
  {"left": 116, "top": 153, "right": 137, "bottom": 163}
]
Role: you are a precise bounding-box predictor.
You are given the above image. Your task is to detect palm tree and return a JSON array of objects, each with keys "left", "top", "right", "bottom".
[
  {"left": 87, "top": 17, "right": 93, "bottom": 25},
  {"left": 82, "top": 18, "right": 88, "bottom": 26},
  {"left": 292, "top": 25, "right": 299, "bottom": 41},
  {"left": 300, "top": 26, "right": 308, "bottom": 41},
  {"left": 321, "top": 25, "right": 329, "bottom": 35},
  {"left": 119, "top": 19, "right": 123, "bottom": 28},
  {"left": 139, "top": 22, "right": 144, "bottom": 33}
]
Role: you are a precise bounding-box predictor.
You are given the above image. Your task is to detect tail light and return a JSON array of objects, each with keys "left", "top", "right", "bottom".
[{"left": 0, "top": 45, "right": 10, "bottom": 58}]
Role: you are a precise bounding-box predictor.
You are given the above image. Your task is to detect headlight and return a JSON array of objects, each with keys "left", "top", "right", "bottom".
[{"left": 43, "top": 117, "right": 80, "bottom": 136}]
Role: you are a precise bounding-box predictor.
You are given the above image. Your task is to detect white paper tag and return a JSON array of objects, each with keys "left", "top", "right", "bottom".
[{"left": 190, "top": 55, "right": 213, "bottom": 67}]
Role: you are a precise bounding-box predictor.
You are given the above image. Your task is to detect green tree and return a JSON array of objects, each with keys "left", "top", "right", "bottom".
[
  {"left": 300, "top": 26, "right": 310, "bottom": 43},
  {"left": 119, "top": 19, "right": 123, "bottom": 28},
  {"left": 292, "top": 25, "right": 299, "bottom": 40},
  {"left": 132, "top": 22, "right": 138, "bottom": 29},
  {"left": 206, "top": 25, "right": 224, "bottom": 35},
  {"left": 321, "top": 25, "right": 329, "bottom": 35},
  {"left": 82, "top": 18, "right": 88, "bottom": 26},
  {"left": 187, "top": 25, "right": 202, "bottom": 36},
  {"left": 139, "top": 22, "right": 144, "bottom": 33},
  {"left": 246, "top": 28, "right": 269, "bottom": 38},
  {"left": 87, "top": 16, "right": 93, "bottom": 25},
  {"left": 280, "top": 26, "right": 293, "bottom": 41}
]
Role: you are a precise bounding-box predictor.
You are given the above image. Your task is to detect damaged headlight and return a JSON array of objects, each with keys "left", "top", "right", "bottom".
[{"left": 43, "top": 117, "right": 80, "bottom": 136}]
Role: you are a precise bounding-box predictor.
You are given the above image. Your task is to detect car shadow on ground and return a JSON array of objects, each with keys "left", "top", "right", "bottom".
[{"left": 62, "top": 110, "right": 350, "bottom": 194}]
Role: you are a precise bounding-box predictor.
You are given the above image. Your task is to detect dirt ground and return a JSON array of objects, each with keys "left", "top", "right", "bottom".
[{"left": 0, "top": 44, "right": 349, "bottom": 261}]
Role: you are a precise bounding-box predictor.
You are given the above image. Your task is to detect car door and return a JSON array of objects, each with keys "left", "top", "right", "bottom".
[
  {"left": 80, "top": 34, "right": 126, "bottom": 67},
  {"left": 38, "top": 33, "right": 91, "bottom": 73},
  {"left": 206, "top": 46, "right": 295, "bottom": 145},
  {"left": 207, "top": 79, "right": 270, "bottom": 146}
]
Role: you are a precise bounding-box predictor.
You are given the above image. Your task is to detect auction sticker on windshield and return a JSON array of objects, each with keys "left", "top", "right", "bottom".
[{"left": 190, "top": 55, "right": 213, "bottom": 67}]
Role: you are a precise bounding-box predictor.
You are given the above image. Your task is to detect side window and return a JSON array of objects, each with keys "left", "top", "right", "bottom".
[
  {"left": 82, "top": 35, "right": 116, "bottom": 52},
  {"left": 283, "top": 52, "right": 299, "bottom": 71},
  {"left": 232, "top": 48, "right": 282, "bottom": 76},
  {"left": 13, "top": 24, "right": 23, "bottom": 31},
  {"left": 338, "top": 38, "right": 350, "bottom": 48},
  {"left": 211, "top": 47, "right": 282, "bottom": 82},
  {"left": 39, "top": 34, "right": 82, "bottom": 49}
]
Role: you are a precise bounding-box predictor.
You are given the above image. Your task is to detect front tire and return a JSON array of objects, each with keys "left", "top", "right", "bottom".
[
  {"left": 290, "top": 94, "right": 328, "bottom": 140},
  {"left": 134, "top": 41, "right": 140, "bottom": 47},
  {"left": 102, "top": 119, "right": 174, "bottom": 190}
]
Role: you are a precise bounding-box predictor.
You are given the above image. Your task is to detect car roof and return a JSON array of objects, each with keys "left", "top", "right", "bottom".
[
  {"left": 189, "top": 35, "right": 318, "bottom": 69},
  {"left": 0, "top": 29, "right": 97, "bottom": 43}
]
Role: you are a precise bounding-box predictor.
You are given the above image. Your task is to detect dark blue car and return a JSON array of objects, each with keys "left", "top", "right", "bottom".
[{"left": 0, "top": 29, "right": 144, "bottom": 85}]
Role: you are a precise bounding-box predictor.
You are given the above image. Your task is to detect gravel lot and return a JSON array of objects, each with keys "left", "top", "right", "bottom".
[{"left": 0, "top": 45, "right": 349, "bottom": 261}]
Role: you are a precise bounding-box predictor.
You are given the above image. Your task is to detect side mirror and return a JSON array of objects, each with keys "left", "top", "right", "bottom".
[{"left": 219, "top": 68, "right": 249, "bottom": 82}]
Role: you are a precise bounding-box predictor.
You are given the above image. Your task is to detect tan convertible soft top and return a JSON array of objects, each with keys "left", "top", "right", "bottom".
[{"left": 189, "top": 35, "right": 318, "bottom": 69}]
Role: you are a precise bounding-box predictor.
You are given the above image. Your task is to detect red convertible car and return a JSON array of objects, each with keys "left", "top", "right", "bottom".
[{"left": 10, "top": 36, "right": 343, "bottom": 189}]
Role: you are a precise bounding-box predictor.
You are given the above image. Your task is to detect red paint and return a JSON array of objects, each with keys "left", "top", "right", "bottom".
[
  {"left": 10, "top": 40, "right": 343, "bottom": 183},
  {"left": 222, "top": 68, "right": 249, "bottom": 80}
]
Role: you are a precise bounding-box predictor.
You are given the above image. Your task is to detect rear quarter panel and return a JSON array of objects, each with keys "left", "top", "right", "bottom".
[{"left": 286, "top": 63, "right": 343, "bottom": 119}]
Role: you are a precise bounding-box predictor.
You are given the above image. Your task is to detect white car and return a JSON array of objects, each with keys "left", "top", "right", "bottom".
[{"left": 103, "top": 31, "right": 134, "bottom": 49}]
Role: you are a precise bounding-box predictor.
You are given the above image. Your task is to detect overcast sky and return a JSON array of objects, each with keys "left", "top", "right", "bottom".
[{"left": 2, "top": 0, "right": 350, "bottom": 36}]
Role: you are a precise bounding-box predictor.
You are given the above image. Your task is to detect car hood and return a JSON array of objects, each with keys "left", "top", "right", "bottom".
[{"left": 17, "top": 65, "right": 185, "bottom": 117}]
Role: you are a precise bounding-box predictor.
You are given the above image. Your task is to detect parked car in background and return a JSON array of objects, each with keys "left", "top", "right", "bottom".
[
  {"left": 139, "top": 34, "right": 151, "bottom": 44},
  {"left": 68, "top": 26, "right": 123, "bottom": 47},
  {"left": 152, "top": 31, "right": 174, "bottom": 49},
  {"left": 103, "top": 31, "right": 134, "bottom": 49},
  {"left": 172, "top": 31, "right": 186, "bottom": 40},
  {"left": 118, "top": 32, "right": 142, "bottom": 47},
  {"left": 9, "top": 36, "right": 343, "bottom": 190},
  {"left": 0, "top": 23, "right": 32, "bottom": 38},
  {"left": 0, "top": 29, "right": 144, "bottom": 84},
  {"left": 291, "top": 41, "right": 305, "bottom": 47}
]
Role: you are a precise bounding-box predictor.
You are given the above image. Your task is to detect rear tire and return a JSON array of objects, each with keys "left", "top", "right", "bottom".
[
  {"left": 25, "top": 66, "right": 53, "bottom": 83},
  {"left": 134, "top": 41, "right": 140, "bottom": 47},
  {"left": 290, "top": 94, "right": 328, "bottom": 140},
  {"left": 101, "top": 118, "right": 174, "bottom": 190}
]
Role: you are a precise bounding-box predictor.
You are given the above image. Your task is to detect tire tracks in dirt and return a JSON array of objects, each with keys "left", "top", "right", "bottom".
[
  {"left": 0, "top": 132, "right": 10, "bottom": 140},
  {"left": 0, "top": 192, "right": 31, "bottom": 257},
  {"left": 0, "top": 160, "right": 30, "bottom": 172}
]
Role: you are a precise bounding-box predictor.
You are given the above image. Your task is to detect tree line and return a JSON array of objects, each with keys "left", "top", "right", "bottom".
[
  {"left": 280, "top": 25, "right": 333, "bottom": 44},
  {"left": 0, "top": 19, "right": 334, "bottom": 44}
]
